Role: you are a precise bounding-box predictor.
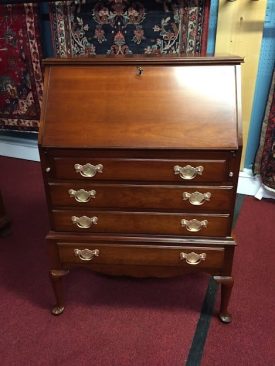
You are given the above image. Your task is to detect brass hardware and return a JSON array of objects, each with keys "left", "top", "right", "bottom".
[
  {"left": 174, "top": 165, "right": 204, "bottom": 180},
  {"left": 69, "top": 188, "right": 96, "bottom": 202},
  {"left": 74, "top": 163, "right": 103, "bottom": 178},
  {"left": 45, "top": 167, "right": 51, "bottom": 173},
  {"left": 180, "top": 252, "right": 206, "bottom": 265},
  {"left": 181, "top": 218, "right": 208, "bottom": 232},
  {"left": 229, "top": 171, "right": 234, "bottom": 177},
  {"left": 136, "top": 66, "right": 143, "bottom": 76},
  {"left": 182, "top": 191, "right": 211, "bottom": 205},
  {"left": 71, "top": 215, "right": 98, "bottom": 228},
  {"left": 74, "top": 248, "right": 100, "bottom": 261}
]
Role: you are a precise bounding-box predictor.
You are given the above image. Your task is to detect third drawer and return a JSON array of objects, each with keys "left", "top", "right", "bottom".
[{"left": 52, "top": 210, "right": 231, "bottom": 237}]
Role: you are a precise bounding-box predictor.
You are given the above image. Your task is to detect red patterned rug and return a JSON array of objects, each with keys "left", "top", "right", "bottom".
[
  {"left": 49, "top": 0, "right": 210, "bottom": 56},
  {"left": 0, "top": 4, "right": 43, "bottom": 133},
  {"left": 254, "top": 69, "right": 275, "bottom": 191}
]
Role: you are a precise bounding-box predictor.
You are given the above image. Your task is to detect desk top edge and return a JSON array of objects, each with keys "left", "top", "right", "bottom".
[{"left": 43, "top": 55, "right": 244, "bottom": 67}]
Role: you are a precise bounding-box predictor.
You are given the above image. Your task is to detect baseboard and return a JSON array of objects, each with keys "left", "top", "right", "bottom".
[
  {"left": 0, "top": 135, "right": 39, "bottom": 162},
  {"left": 1, "top": 139, "right": 274, "bottom": 200},
  {"left": 237, "top": 168, "right": 275, "bottom": 199}
]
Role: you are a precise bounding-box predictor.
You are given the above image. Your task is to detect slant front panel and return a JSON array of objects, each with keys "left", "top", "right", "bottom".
[{"left": 41, "top": 64, "right": 238, "bottom": 149}]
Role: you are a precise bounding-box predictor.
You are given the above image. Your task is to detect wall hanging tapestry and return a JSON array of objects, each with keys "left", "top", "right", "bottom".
[
  {"left": 254, "top": 69, "right": 275, "bottom": 191},
  {"left": 0, "top": 4, "right": 43, "bottom": 133},
  {"left": 49, "top": 0, "right": 210, "bottom": 56}
]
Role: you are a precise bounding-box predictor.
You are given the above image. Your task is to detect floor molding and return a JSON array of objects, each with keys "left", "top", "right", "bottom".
[
  {"left": 1, "top": 138, "right": 274, "bottom": 200},
  {"left": 0, "top": 135, "right": 39, "bottom": 162},
  {"left": 237, "top": 168, "right": 275, "bottom": 199}
]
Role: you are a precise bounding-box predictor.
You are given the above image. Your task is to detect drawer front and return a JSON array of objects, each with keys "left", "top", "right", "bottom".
[
  {"left": 57, "top": 243, "right": 225, "bottom": 270},
  {"left": 50, "top": 157, "right": 228, "bottom": 183},
  {"left": 52, "top": 210, "right": 230, "bottom": 236},
  {"left": 49, "top": 183, "right": 234, "bottom": 212}
]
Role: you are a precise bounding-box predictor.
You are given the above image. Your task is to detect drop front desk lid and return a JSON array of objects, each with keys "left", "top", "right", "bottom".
[{"left": 39, "top": 56, "right": 243, "bottom": 150}]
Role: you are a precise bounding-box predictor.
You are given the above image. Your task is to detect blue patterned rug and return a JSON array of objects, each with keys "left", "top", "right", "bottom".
[{"left": 49, "top": 0, "right": 210, "bottom": 56}]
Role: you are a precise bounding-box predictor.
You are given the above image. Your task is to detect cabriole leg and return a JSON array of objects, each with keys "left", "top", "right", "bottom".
[
  {"left": 49, "top": 269, "right": 69, "bottom": 316},
  {"left": 213, "top": 276, "right": 234, "bottom": 324}
]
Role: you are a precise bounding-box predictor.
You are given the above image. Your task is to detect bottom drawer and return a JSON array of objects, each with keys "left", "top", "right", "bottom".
[{"left": 57, "top": 243, "right": 224, "bottom": 270}]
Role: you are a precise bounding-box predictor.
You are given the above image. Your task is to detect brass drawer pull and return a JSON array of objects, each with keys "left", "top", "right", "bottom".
[
  {"left": 74, "top": 163, "right": 103, "bottom": 178},
  {"left": 182, "top": 191, "right": 211, "bottom": 205},
  {"left": 174, "top": 165, "right": 204, "bottom": 180},
  {"left": 74, "top": 248, "right": 99, "bottom": 261},
  {"left": 69, "top": 189, "right": 96, "bottom": 202},
  {"left": 181, "top": 218, "right": 208, "bottom": 232},
  {"left": 71, "top": 215, "right": 98, "bottom": 228},
  {"left": 180, "top": 252, "right": 206, "bottom": 265}
]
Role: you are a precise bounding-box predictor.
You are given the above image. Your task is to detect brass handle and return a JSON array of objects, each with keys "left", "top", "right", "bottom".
[
  {"left": 71, "top": 215, "right": 98, "bottom": 228},
  {"left": 74, "top": 163, "right": 103, "bottom": 178},
  {"left": 74, "top": 248, "right": 99, "bottom": 261},
  {"left": 136, "top": 66, "right": 143, "bottom": 76},
  {"left": 182, "top": 191, "right": 211, "bottom": 205},
  {"left": 181, "top": 219, "right": 208, "bottom": 232},
  {"left": 174, "top": 165, "right": 204, "bottom": 180},
  {"left": 180, "top": 252, "right": 206, "bottom": 265},
  {"left": 69, "top": 189, "right": 96, "bottom": 202}
]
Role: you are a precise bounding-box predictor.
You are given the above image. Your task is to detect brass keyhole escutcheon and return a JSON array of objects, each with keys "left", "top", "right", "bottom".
[{"left": 136, "top": 66, "right": 144, "bottom": 76}]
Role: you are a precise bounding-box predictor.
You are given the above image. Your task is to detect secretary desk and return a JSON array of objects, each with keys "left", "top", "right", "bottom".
[{"left": 38, "top": 55, "right": 243, "bottom": 323}]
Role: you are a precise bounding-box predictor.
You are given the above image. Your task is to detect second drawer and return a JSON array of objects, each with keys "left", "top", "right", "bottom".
[{"left": 48, "top": 183, "right": 234, "bottom": 212}]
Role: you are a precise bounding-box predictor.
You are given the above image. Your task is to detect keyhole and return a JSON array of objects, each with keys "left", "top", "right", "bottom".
[{"left": 136, "top": 66, "right": 143, "bottom": 76}]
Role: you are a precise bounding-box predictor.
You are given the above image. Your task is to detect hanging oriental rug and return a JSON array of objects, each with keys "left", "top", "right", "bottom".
[
  {"left": 49, "top": 0, "right": 210, "bottom": 57},
  {"left": 254, "top": 69, "right": 275, "bottom": 191},
  {"left": 0, "top": 4, "right": 43, "bottom": 133}
]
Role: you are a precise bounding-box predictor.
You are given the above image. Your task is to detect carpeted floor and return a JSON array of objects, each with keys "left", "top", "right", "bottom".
[
  {"left": 201, "top": 195, "right": 275, "bottom": 366},
  {"left": 0, "top": 156, "right": 207, "bottom": 366},
  {"left": 0, "top": 156, "right": 274, "bottom": 365}
]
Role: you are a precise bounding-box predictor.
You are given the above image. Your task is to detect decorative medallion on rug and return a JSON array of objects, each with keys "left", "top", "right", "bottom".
[
  {"left": 49, "top": 0, "right": 209, "bottom": 56},
  {"left": 0, "top": 4, "right": 43, "bottom": 132},
  {"left": 254, "top": 70, "right": 275, "bottom": 191}
]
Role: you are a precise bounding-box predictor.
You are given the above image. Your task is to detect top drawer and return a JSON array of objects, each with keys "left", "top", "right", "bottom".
[{"left": 46, "top": 157, "right": 229, "bottom": 183}]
